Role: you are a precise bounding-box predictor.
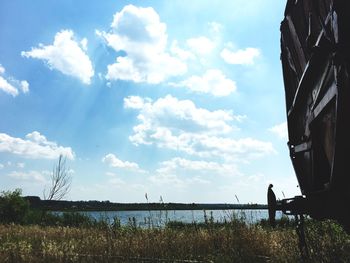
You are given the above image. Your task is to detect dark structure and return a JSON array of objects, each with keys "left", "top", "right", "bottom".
[
  {"left": 268, "top": 0, "right": 350, "bottom": 231},
  {"left": 267, "top": 184, "right": 276, "bottom": 227}
]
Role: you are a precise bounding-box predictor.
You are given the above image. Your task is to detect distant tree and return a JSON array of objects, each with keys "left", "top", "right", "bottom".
[
  {"left": 0, "top": 188, "right": 29, "bottom": 224},
  {"left": 44, "top": 154, "right": 72, "bottom": 201}
]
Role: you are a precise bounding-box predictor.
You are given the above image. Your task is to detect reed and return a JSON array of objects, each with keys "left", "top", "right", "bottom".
[{"left": 0, "top": 217, "right": 348, "bottom": 262}]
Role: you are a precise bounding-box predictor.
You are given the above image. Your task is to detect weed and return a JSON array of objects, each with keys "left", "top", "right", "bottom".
[{"left": 0, "top": 218, "right": 348, "bottom": 262}]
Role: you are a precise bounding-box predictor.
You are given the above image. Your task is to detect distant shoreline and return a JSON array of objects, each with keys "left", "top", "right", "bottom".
[{"left": 24, "top": 196, "right": 268, "bottom": 211}]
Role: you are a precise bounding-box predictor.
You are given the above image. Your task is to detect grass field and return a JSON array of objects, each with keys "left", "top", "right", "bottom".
[{"left": 0, "top": 217, "right": 349, "bottom": 263}]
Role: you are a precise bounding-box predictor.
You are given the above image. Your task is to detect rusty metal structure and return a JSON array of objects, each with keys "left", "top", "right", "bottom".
[{"left": 268, "top": 0, "right": 350, "bottom": 232}]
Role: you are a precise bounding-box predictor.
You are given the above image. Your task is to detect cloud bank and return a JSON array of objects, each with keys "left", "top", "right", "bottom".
[
  {"left": 124, "top": 95, "right": 274, "bottom": 160},
  {"left": 0, "top": 131, "right": 74, "bottom": 160}
]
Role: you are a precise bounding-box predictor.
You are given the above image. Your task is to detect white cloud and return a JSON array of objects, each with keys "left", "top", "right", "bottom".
[
  {"left": 80, "top": 38, "right": 88, "bottom": 51},
  {"left": 20, "top": 80, "right": 29, "bottom": 93},
  {"left": 0, "top": 163, "right": 4, "bottom": 169},
  {"left": 194, "top": 136, "right": 275, "bottom": 159},
  {"left": 124, "top": 95, "right": 274, "bottom": 160},
  {"left": 269, "top": 121, "right": 288, "bottom": 140},
  {"left": 102, "top": 153, "right": 144, "bottom": 172},
  {"left": 22, "top": 30, "right": 94, "bottom": 84},
  {"left": 221, "top": 47, "right": 260, "bottom": 65},
  {"left": 170, "top": 40, "right": 195, "bottom": 61},
  {"left": 0, "top": 131, "right": 75, "bottom": 160},
  {"left": 170, "top": 69, "right": 237, "bottom": 97},
  {"left": 156, "top": 157, "right": 240, "bottom": 178},
  {"left": 186, "top": 36, "right": 216, "bottom": 55},
  {"left": 0, "top": 76, "right": 18, "bottom": 97},
  {"left": 97, "top": 5, "right": 187, "bottom": 84},
  {"left": 0, "top": 64, "right": 29, "bottom": 96},
  {"left": 124, "top": 94, "right": 238, "bottom": 136},
  {"left": 149, "top": 172, "right": 211, "bottom": 188},
  {"left": 105, "top": 56, "right": 143, "bottom": 83},
  {"left": 25, "top": 131, "right": 47, "bottom": 144},
  {"left": 17, "top": 163, "right": 25, "bottom": 168},
  {"left": 8, "top": 170, "right": 47, "bottom": 183},
  {"left": 123, "top": 95, "right": 149, "bottom": 109}
]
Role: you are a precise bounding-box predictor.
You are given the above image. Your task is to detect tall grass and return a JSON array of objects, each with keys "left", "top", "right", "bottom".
[{"left": 0, "top": 216, "right": 349, "bottom": 262}]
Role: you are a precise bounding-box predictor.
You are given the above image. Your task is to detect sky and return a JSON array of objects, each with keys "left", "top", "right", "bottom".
[{"left": 0, "top": 0, "right": 300, "bottom": 204}]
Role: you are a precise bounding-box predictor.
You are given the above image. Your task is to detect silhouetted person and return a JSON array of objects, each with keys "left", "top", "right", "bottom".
[{"left": 267, "top": 184, "right": 276, "bottom": 227}]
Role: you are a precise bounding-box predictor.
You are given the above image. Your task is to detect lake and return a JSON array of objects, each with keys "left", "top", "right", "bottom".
[{"left": 72, "top": 209, "right": 286, "bottom": 228}]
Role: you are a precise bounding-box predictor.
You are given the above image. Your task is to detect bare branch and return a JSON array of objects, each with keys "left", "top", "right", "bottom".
[{"left": 44, "top": 154, "right": 72, "bottom": 201}]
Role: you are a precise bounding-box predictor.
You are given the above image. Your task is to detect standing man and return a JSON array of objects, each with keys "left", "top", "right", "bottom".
[{"left": 267, "top": 184, "right": 277, "bottom": 227}]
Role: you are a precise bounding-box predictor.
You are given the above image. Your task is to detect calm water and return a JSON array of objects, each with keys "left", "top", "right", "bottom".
[{"left": 74, "top": 209, "right": 285, "bottom": 228}]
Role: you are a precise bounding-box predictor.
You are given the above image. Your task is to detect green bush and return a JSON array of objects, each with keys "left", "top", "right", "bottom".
[
  {"left": 60, "top": 212, "right": 95, "bottom": 227},
  {"left": 37, "top": 211, "right": 97, "bottom": 227},
  {"left": 0, "top": 189, "right": 29, "bottom": 224},
  {"left": 258, "top": 215, "right": 295, "bottom": 228},
  {"left": 23, "top": 209, "right": 43, "bottom": 225}
]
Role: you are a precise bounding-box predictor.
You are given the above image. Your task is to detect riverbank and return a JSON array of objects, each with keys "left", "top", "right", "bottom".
[
  {"left": 0, "top": 218, "right": 349, "bottom": 262},
  {"left": 24, "top": 196, "right": 267, "bottom": 211}
]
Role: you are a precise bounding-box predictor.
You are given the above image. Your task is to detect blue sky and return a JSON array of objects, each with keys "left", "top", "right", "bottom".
[{"left": 0, "top": 0, "right": 300, "bottom": 203}]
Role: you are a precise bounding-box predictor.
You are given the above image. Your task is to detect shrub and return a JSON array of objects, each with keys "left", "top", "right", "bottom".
[
  {"left": 60, "top": 212, "right": 94, "bottom": 227},
  {"left": 0, "top": 189, "right": 29, "bottom": 224}
]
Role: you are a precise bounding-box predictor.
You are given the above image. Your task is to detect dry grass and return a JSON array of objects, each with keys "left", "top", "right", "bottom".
[{"left": 0, "top": 219, "right": 349, "bottom": 263}]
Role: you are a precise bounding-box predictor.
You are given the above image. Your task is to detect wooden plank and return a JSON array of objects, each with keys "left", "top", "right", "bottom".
[
  {"left": 294, "top": 141, "right": 312, "bottom": 153},
  {"left": 286, "top": 15, "right": 307, "bottom": 75},
  {"left": 287, "top": 60, "right": 311, "bottom": 117},
  {"left": 312, "top": 83, "right": 337, "bottom": 120}
]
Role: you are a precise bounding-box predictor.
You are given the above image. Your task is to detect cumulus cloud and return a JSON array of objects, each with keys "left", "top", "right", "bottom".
[
  {"left": 123, "top": 95, "right": 149, "bottom": 109},
  {"left": 0, "top": 76, "right": 18, "bottom": 97},
  {"left": 8, "top": 170, "right": 47, "bottom": 183},
  {"left": 269, "top": 121, "right": 288, "bottom": 140},
  {"left": 124, "top": 95, "right": 273, "bottom": 160},
  {"left": 170, "top": 40, "right": 195, "bottom": 61},
  {"left": 97, "top": 5, "right": 187, "bottom": 84},
  {"left": 124, "top": 94, "right": 239, "bottom": 135},
  {"left": 169, "top": 69, "right": 237, "bottom": 97},
  {"left": 186, "top": 36, "right": 216, "bottom": 55},
  {"left": 21, "top": 30, "right": 94, "bottom": 84},
  {"left": 102, "top": 153, "right": 144, "bottom": 172},
  {"left": 0, "top": 131, "right": 75, "bottom": 160},
  {"left": 0, "top": 64, "right": 29, "bottom": 96},
  {"left": 221, "top": 47, "right": 260, "bottom": 65}
]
